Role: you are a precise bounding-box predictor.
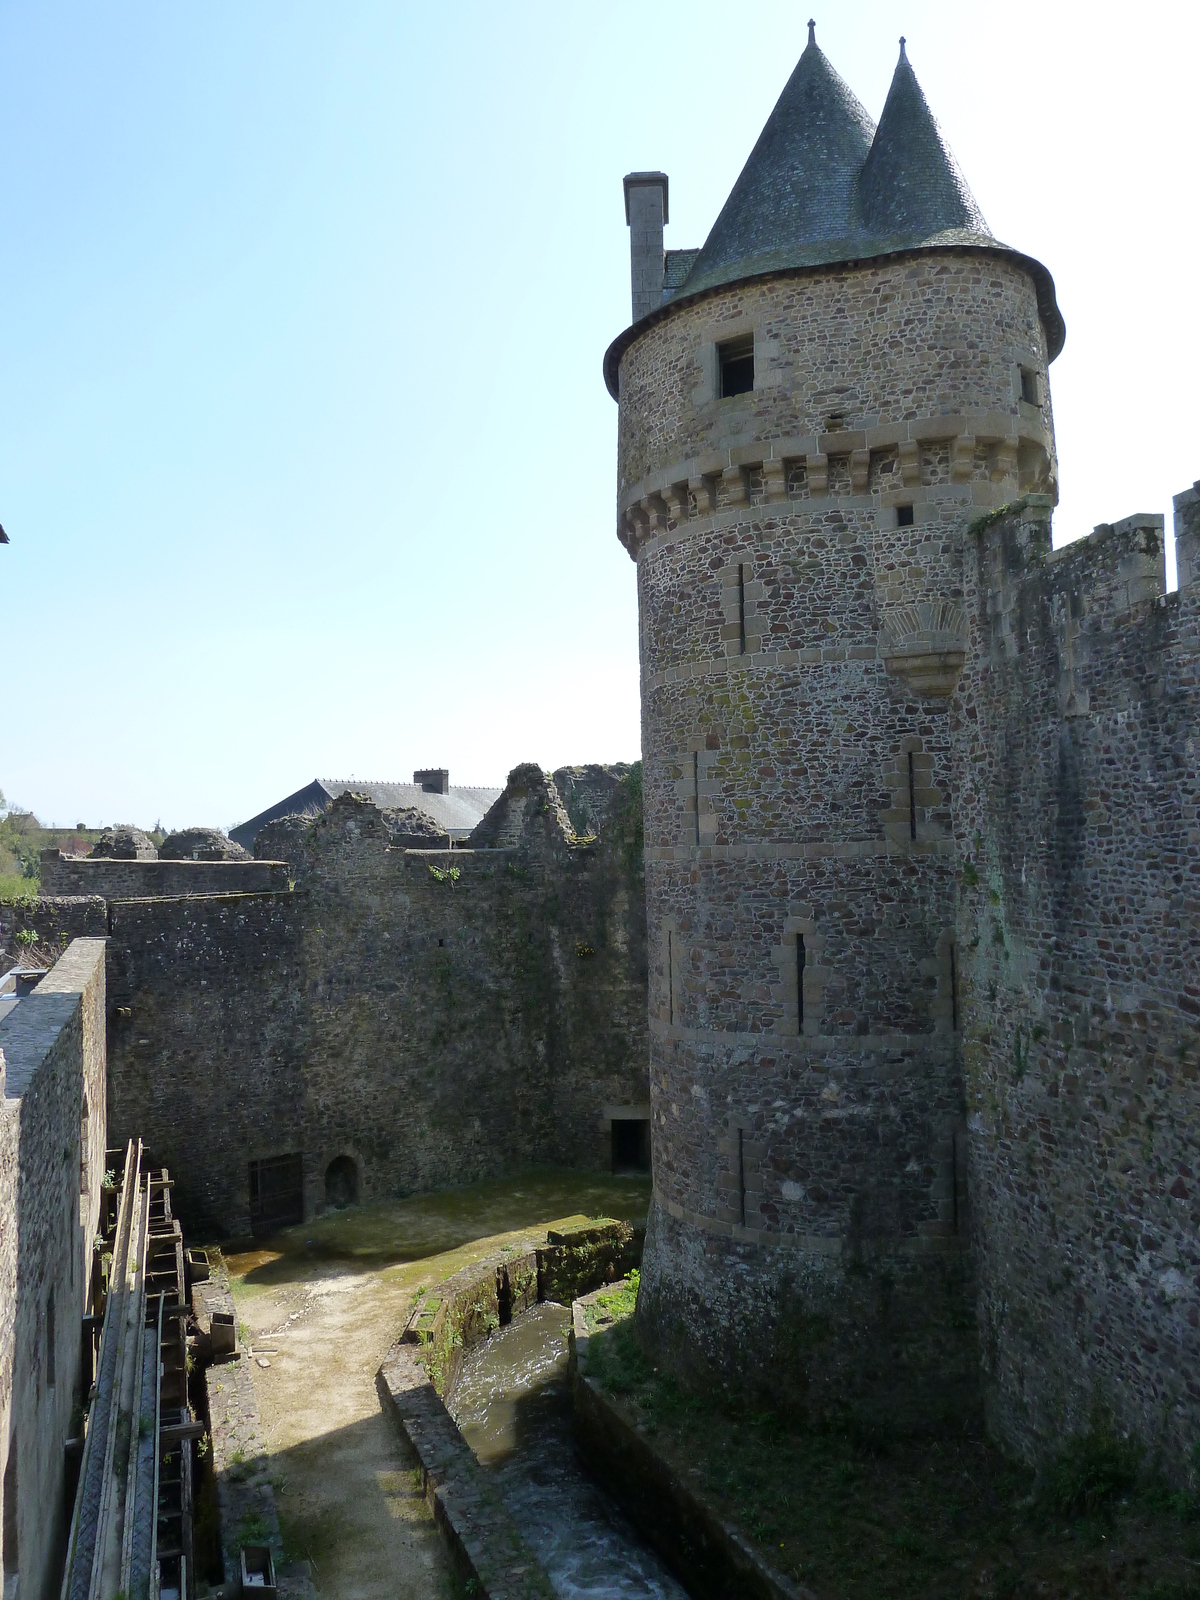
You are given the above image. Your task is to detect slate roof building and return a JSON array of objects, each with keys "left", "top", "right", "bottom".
[{"left": 230, "top": 770, "right": 501, "bottom": 852}]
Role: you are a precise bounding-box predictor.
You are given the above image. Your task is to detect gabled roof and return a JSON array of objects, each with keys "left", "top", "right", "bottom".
[
  {"left": 605, "top": 29, "right": 1063, "bottom": 397},
  {"left": 229, "top": 778, "right": 502, "bottom": 851}
]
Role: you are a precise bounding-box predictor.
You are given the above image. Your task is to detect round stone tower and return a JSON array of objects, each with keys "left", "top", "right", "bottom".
[{"left": 608, "top": 29, "right": 1063, "bottom": 1422}]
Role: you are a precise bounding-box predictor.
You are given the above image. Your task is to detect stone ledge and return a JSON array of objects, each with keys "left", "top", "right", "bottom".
[
  {"left": 570, "top": 1295, "right": 817, "bottom": 1600},
  {"left": 376, "top": 1341, "right": 555, "bottom": 1600}
]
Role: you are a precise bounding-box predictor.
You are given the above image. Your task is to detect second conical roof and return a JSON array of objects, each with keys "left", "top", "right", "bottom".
[{"left": 858, "top": 40, "right": 990, "bottom": 240}]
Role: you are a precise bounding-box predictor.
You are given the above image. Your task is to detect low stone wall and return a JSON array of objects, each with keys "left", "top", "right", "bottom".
[
  {"left": 376, "top": 1217, "right": 644, "bottom": 1597},
  {"left": 0, "top": 939, "right": 107, "bottom": 1600},
  {"left": 376, "top": 1342, "right": 554, "bottom": 1600},
  {"left": 39, "top": 854, "right": 289, "bottom": 899},
  {"left": 402, "top": 1218, "right": 642, "bottom": 1397},
  {"left": 570, "top": 1289, "right": 814, "bottom": 1600}
]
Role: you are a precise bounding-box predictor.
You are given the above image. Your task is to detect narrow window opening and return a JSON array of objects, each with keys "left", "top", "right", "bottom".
[
  {"left": 949, "top": 944, "right": 958, "bottom": 1032},
  {"left": 908, "top": 751, "right": 917, "bottom": 842},
  {"left": 667, "top": 931, "right": 675, "bottom": 1028},
  {"left": 951, "top": 1129, "right": 959, "bottom": 1233},
  {"left": 1020, "top": 366, "right": 1040, "bottom": 406},
  {"left": 896, "top": 503, "right": 914, "bottom": 527},
  {"left": 693, "top": 752, "right": 700, "bottom": 846},
  {"left": 737, "top": 1128, "right": 746, "bottom": 1226},
  {"left": 718, "top": 335, "right": 754, "bottom": 398},
  {"left": 796, "top": 933, "right": 806, "bottom": 1031},
  {"left": 46, "top": 1291, "right": 55, "bottom": 1390},
  {"left": 737, "top": 563, "right": 746, "bottom": 655}
]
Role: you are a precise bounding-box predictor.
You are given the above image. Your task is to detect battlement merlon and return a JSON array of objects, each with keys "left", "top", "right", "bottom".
[{"left": 1173, "top": 481, "right": 1200, "bottom": 591}]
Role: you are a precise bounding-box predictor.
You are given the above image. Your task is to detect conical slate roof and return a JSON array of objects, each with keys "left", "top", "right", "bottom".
[
  {"left": 682, "top": 23, "right": 876, "bottom": 298},
  {"left": 605, "top": 30, "right": 1063, "bottom": 395},
  {"left": 858, "top": 39, "right": 989, "bottom": 239}
]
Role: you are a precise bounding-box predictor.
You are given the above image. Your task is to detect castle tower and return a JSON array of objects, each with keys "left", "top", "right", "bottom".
[{"left": 607, "top": 28, "right": 1064, "bottom": 1420}]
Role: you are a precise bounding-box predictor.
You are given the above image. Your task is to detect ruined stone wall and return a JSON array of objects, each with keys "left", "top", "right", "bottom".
[
  {"left": 39, "top": 855, "right": 288, "bottom": 899},
  {"left": 0, "top": 940, "right": 107, "bottom": 1600},
  {"left": 93, "top": 777, "right": 647, "bottom": 1236},
  {"left": 959, "top": 498, "right": 1200, "bottom": 1476}
]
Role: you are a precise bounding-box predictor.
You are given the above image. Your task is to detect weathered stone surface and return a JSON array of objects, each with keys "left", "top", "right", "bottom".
[
  {"left": 37, "top": 854, "right": 288, "bottom": 899},
  {"left": 159, "top": 826, "right": 249, "bottom": 861},
  {"left": 958, "top": 503, "right": 1199, "bottom": 1474},
  {"left": 74, "top": 773, "right": 648, "bottom": 1236},
  {"left": 0, "top": 940, "right": 107, "bottom": 1600},
  {"left": 88, "top": 825, "right": 157, "bottom": 860}
]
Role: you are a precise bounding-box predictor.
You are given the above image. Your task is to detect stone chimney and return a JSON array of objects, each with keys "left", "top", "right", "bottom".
[
  {"left": 414, "top": 769, "right": 450, "bottom": 794},
  {"left": 623, "top": 172, "right": 668, "bottom": 323}
]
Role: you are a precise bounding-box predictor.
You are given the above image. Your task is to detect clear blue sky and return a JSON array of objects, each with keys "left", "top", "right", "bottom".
[{"left": 2, "top": 1, "right": 1196, "bottom": 831}]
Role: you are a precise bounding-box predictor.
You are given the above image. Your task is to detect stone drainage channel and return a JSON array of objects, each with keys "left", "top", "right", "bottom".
[
  {"left": 448, "top": 1299, "right": 688, "bottom": 1599},
  {"left": 379, "top": 1217, "right": 805, "bottom": 1600}
]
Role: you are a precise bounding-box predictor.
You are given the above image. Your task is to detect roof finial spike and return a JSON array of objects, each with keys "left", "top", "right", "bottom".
[
  {"left": 898, "top": 35, "right": 908, "bottom": 62},
  {"left": 807, "top": 18, "right": 816, "bottom": 46}
]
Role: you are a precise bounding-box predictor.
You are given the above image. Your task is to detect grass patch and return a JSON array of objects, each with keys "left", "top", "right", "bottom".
[{"left": 584, "top": 1280, "right": 1200, "bottom": 1598}]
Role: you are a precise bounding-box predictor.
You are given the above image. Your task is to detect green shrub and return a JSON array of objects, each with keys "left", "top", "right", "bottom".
[{"left": 1042, "top": 1419, "right": 1142, "bottom": 1518}]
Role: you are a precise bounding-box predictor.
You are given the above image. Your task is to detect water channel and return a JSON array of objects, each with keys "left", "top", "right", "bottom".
[{"left": 449, "top": 1301, "right": 692, "bottom": 1600}]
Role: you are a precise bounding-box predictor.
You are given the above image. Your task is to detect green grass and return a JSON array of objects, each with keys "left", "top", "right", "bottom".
[
  {"left": 584, "top": 1280, "right": 1200, "bottom": 1599},
  {"left": 219, "top": 1166, "right": 651, "bottom": 1292}
]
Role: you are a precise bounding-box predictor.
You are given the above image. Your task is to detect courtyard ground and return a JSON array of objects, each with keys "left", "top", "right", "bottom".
[{"left": 218, "top": 1167, "right": 652, "bottom": 1600}]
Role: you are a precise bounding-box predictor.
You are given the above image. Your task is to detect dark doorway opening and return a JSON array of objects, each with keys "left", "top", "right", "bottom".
[
  {"left": 248, "top": 1153, "right": 304, "bottom": 1236},
  {"left": 324, "top": 1155, "right": 358, "bottom": 1211},
  {"left": 612, "top": 1119, "right": 651, "bottom": 1174}
]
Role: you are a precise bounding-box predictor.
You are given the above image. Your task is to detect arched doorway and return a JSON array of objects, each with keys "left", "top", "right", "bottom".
[{"left": 324, "top": 1156, "right": 358, "bottom": 1210}]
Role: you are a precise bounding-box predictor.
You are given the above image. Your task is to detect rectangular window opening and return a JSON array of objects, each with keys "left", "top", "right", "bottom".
[
  {"left": 908, "top": 751, "right": 917, "bottom": 843},
  {"left": 693, "top": 751, "right": 701, "bottom": 846},
  {"left": 796, "top": 933, "right": 806, "bottom": 1031},
  {"left": 737, "top": 562, "right": 747, "bottom": 655},
  {"left": 612, "top": 1118, "right": 651, "bottom": 1175},
  {"left": 667, "top": 930, "right": 675, "bottom": 1027},
  {"left": 719, "top": 335, "right": 754, "bottom": 398},
  {"left": 737, "top": 1127, "right": 746, "bottom": 1226},
  {"left": 896, "top": 503, "right": 914, "bottom": 527},
  {"left": 1020, "top": 366, "right": 1041, "bottom": 406}
]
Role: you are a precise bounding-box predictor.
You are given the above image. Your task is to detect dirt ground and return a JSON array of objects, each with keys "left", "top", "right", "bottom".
[{"left": 219, "top": 1167, "right": 652, "bottom": 1600}]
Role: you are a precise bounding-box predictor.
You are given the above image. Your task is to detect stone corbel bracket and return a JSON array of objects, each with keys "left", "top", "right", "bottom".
[{"left": 878, "top": 601, "right": 968, "bottom": 699}]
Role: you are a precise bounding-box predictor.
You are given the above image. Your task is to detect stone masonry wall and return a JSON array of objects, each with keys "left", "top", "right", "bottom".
[
  {"left": 0, "top": 940, "right": 107, "bottom": 1600},
  {"left": 959, "top": 498, "right": 1200, "bottom": 1476},
  {"left": 39, "top": 855, "right": 289, "bottom": 900},
  {"left": 617, "top": 255, "right": 1054, "bottom": 1428},
  {"left": 92, "top": 772, "right": 647, "bottom": 1236},
  {"left": 615, "top": 253, "right": 1056, "bottom": 510}
]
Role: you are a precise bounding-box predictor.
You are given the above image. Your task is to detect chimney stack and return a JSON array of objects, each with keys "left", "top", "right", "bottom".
[
  {"left": 414, "top": 769, "right": 450, "bottom": 794},
  {"left": 623, "top": 172, "right": 668, "bottom": 323}
]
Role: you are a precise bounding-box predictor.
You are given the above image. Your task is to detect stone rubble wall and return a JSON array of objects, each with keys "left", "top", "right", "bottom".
[
  {"left": 39, "top": 854, "right": 289, "bottom": 900},
  {"left": 33, "top": 772, "right": 651, "bottom": 1238},
  {"left": 960, "top": 497, "right": 1200, "bottom": 1474},
  {"left": 0, "top": 940, "right": 107, "bottom": 1600}
]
